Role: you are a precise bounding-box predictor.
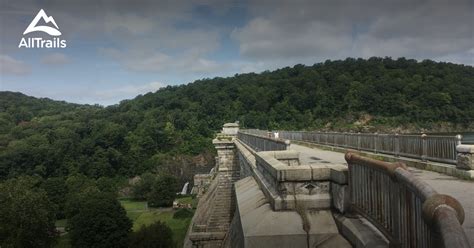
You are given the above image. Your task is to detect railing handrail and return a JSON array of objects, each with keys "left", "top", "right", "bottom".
[
  {"left": 239, "top": 129, "right": 286, "bottom": 143},
  {"left": 345, "top": 152, "right": 469, "bottom": 248},
  {"left": 237, "top": 130, "right": 290, "bottom": 151},
  {"left": 278, "top": 130, "right": 462, "bottom": 165}
]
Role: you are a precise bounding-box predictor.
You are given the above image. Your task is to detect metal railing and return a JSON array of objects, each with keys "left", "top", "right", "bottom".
[
  {"left": 345, "top": 152, "right": 469, "bottom": 248},
  {"left": 237, "top": 130, "right": 289, "bottom": 151},
  {"left": 278, "top": 131, "right": 462, "bottom": 165}
]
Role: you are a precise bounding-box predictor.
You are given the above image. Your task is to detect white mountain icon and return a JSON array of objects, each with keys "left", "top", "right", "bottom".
[{"left": 23, "top": 9, "right": 61, "bottom": 36}]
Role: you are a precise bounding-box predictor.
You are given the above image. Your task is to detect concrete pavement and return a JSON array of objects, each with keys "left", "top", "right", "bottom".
[{"left": 291, "top": 143, "right": 474, "bottom": 246}]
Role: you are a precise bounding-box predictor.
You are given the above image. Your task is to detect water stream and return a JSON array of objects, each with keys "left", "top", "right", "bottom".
[{"left": 180, "top": 182, "right": 189, "bottom": 195}]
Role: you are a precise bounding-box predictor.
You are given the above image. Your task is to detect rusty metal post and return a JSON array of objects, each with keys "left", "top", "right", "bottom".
[{"left": 422, "top": 194, "right": 469, "bottom": 248}]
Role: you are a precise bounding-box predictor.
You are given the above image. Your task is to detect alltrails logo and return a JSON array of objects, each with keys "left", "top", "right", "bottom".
[{"left": 19, "top": 9, "right": 67, "bottom": 48}]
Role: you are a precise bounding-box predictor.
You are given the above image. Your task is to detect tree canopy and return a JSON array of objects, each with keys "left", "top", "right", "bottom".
[
  {"left": 0, "top": 176, "right": 58, "bottom": 248},
  {"left": 66, "top": 190, "right": 132, "bottom": 248},
  {"left": 130, "top": 222, "right": 175, "bottom": 248},
  {"left": 0, "top": 57, "right": 473, "bottom": 180}
]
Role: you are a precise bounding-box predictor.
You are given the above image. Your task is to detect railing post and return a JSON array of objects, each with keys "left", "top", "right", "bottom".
[
  {"left": 344, "top": 132, "right": 348, "bottom": 148},
  {"left": 374, "top": 132, "right": 378, "bottom": 153},
  {"left": 422, "top": 133, "right": 427, "bottom": 161},
  {"left": 395, "top": 133, "right": 400, "bottom": 157},
  {"left": 391, "top": 182, "right": 401, "bottom": 247},
  {"left": 456, "top": 134, "right": 462, "bottom": 146},
  {"left": 357, "top": 132, "right": 361, "bottom": 150}
]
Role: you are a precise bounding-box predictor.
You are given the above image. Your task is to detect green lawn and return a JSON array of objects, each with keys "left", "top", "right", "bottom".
[
  {"left": 119, "top": 199, "right": 195, "bottom": 247},
  {"left": 120, "top": 198, "right": 148, "bottom": 211},
  {"left": 55, "top": 219, "right": 67, "bottom": 228},
  {"left": 55, "top": 219, "right": 69, "bottom": 247},
  {"left": 175, "top": 195, "right": 197, "bottom": 207}
]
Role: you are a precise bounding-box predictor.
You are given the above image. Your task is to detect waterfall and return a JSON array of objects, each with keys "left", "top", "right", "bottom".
[{"left": 181, "top": 182, "right": 189, "bottom": 195}]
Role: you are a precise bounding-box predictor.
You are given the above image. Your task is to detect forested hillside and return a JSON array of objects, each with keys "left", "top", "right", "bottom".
[{"left": 1, "top": 57, "right": 473, "bottom": 180}]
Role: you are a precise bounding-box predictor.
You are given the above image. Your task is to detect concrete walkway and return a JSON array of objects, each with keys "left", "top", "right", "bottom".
[{"left": 291, "top": 143, "right": 474, "bottom": 246}]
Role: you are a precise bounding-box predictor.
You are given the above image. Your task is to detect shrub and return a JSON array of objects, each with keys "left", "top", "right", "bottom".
[
  {"left": 147, "top": 175, "right": 178, "bottom": 207},
  {"left": 130, "top": 222, "right": 175, "bottom": 248},
  {"left": 173, "top": 208, "right": 194, "bottom": 219},
  {"left": 66, "top": 191, "right": 132, "bottom": 248}
]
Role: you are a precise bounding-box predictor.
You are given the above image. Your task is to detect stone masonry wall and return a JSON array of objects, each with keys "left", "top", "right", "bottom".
[{"left": 188, "top": 138, "right": 240, "bottom": 248}]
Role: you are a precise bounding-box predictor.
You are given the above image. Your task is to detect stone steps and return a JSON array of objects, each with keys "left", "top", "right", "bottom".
[{"left": 203, "top": 171, "right": 238, "bottom": 233}]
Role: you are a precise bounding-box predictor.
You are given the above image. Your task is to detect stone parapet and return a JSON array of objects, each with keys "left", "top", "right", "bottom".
[
  {"left": 253, "top": 150, "right": 348, "bottom": 211},
  {"left": 457, "top": 145, "right": 474, "bottom": 170},
  {"left": 213, "top": 138, "right": 238, "bottom": 172},
  {"left": 222, "top": 122, "right": 239, "bottom": 136}
]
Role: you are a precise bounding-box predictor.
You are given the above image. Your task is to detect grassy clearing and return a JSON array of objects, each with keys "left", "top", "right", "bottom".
[
  {"left": 175, "top": 195, "right": 197, "bottom": 207},
  {"left": 54, "top": 219, "right": 69, "bottom": 247},
  {"left": 119, "top": 198, "right": 196, "bottom": 247},
  {"left": 132, "top": 209, "right": 192, "bottom": 247},
  {"left": 55, "top": 219, "right": 67, "bottom": 228},
  {"left": 120, "top": 199, "right": 148, "bottom": 211}
]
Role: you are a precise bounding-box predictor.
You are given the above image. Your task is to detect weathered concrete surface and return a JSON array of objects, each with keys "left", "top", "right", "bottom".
[
  {"left": 291, "top": 143, "right": 474, "bottom": 247},
  {"left": 331, "top": 183, "right": 349, "bottom": 214},
  {"left": 253, "top": 150, "right": 351, "bottom": 212},
  {"left": 222, "top": 122, "right": 239, "bottom": 135},
  {"left": 333, "top": 213, "right": 389, "bottom": 248},
  {"left": 232, "top": 176, "right": 351, "bottom": 248},
  {"left": 457, "top": 145, "right": 474, "bottom": 170}
]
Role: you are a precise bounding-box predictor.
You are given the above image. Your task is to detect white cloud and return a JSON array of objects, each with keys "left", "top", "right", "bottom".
[
  {"left": 40, "top": 53, "right": 71, "bottom": 65},
  {"left": 96, "top": 5, "right": 223, "bottom": 76},
  {"left": 0, "top": 55, "right": 30, "bottom": 75},
  {"left": 232, "top": 0, "right": 474, "bottom": 65},
  {"left": 232, "top": 17, "right": 352, "bottom": 60},
  {"left": 121, "top": 51, "right": 226, "bottom": 74},
  {"left": 136, "top": 52, "right": 221, "bottom": 75}
]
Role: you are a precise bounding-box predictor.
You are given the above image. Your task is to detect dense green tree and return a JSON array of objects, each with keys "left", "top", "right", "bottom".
[
  {"left": 148, "top": 175, "right": 179, "bottom": 207},
  {"left": 132, "top": 172, "right": 156, "bottom": 200},
  {"left": 0, "top": 177, "right": 57, "bottom": 247},
  {"left": 42, "top": 177, "right": 68, "bottom": 219},
  {"left": 65, "top": 174, "right": 97, "bottom": 195},
  {"left": 129, "top": 222, "right": 175, "bottom": 248},
  {"left": 66, "top": 191, "right": 132, "bottom": 248},
  {"left": 96, "top": 176, "right": 118, "bottom": 194}
]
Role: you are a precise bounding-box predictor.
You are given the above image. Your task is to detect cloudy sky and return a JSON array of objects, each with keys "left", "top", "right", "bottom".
[{"left": 0, "top": 0, "right": 473, "bottom": 105}]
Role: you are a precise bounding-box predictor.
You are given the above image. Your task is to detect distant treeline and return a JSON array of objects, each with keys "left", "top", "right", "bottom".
[{"left": 1, "top": 57, "right": 473, "bottom": 179}]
